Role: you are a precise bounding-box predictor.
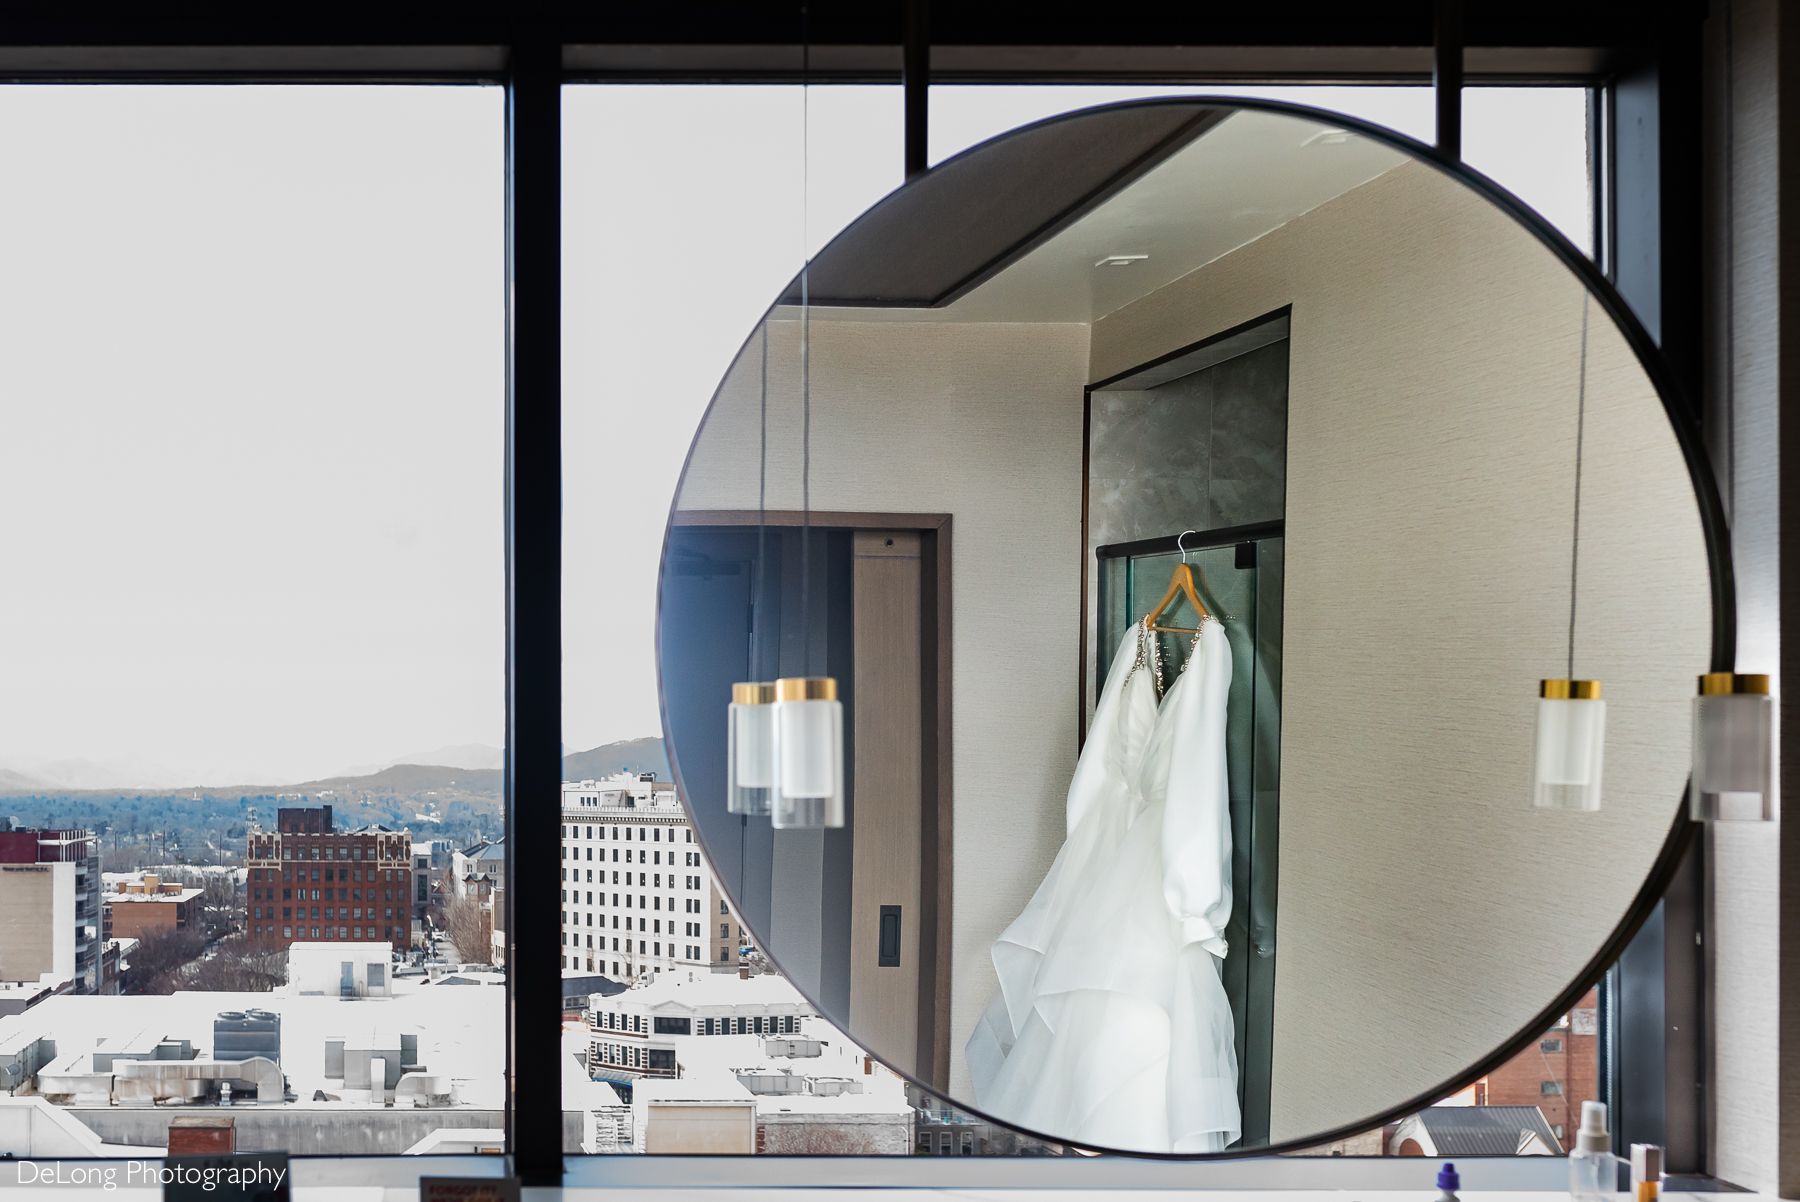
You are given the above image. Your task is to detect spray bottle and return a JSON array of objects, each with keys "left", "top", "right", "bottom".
[{"left": 1570, "top": 1101, "right": 1623, "bottom": 1202}]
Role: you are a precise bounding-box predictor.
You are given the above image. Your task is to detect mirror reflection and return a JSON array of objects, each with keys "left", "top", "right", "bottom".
[{"left": 658, "top": 101, "right": 1715, "bottom": 1154}]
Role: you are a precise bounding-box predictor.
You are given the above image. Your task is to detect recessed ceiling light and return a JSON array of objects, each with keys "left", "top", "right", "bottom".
[
  {"left": 1301, "top": 128, "right": 1352, "bottom": 147},
  {"left": 1095, "top": 254, "right": 1149, "bottom": 268}
]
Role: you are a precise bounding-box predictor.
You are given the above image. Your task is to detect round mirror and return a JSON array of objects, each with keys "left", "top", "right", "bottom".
[{"left": 656, "top": 99, "right": 1726, "bottom": 1156}]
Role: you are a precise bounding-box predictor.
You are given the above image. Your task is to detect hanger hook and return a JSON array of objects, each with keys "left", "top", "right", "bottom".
[{"left": 1177, "top": 529, "right": 1197, "bottom": 563}]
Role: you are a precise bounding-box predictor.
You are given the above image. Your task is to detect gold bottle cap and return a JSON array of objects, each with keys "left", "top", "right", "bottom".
[
  {"left": 776, "top": 676, "right": 838, "bottom": 702},
  {"left": 1699, "top": 672, "right": 1771, "bottom": 696},
  {"left": 732, "top": 682, "right": 776, "bottom": 705},
  {"left": 1541, "top": 679, "right": 1602, "bottom": 700}
]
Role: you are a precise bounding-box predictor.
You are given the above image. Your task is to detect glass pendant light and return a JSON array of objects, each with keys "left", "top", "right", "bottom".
[
  {"left": 728, "top": 682, "right": 777, "bottom": 815},
  {"left": 1534, "top": 294, "right": 1605, "bottom": 811},
  {"left": 1691, "top": 673, "right": 1774, "bottom": 821},
  {"left": 1534, "top": 679, "right": 1606, "bottom": 811},
  {"left": 771, "top": 677, "right": 844, "bottom": 828}
]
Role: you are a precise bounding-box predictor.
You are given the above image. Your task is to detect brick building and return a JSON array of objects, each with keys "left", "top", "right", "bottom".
[
  {"left": 1475, "top": 986, "right": 1599, "bottom": 1146},
  {"left": 103, "top": 873, "right": 202, "bottom": 943},
  {"left": 245, "top": 806, "right": 411, "bottom": 948}
]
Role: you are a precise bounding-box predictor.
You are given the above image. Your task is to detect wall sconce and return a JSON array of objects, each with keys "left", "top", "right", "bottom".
[
  {"left": 1691, "top": 672, "right": 1773, "bottom": 822},
  {"left": 727, "top": 682, "right": 776, "bottom": 815},
  {"left": 1534, "top": 679, "right": 1606, "bottom": 811},
  {"left": 771, "top": 677, "right": 844, "bottom": 829}
]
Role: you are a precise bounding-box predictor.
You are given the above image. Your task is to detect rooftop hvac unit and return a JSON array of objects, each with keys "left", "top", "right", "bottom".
[
  {"left": 594, "top": 1104, "right": 633, "bottom": 1154},
  {"left": 806, "top": 1076, "right": 864, "bottom": 1097},
  {"left": 734, "top": 1070, "right": 804, "bottom": 1096},
  {"left": 213, "top": 1009, "right": 280, "bottom": 1065},
  {"left": 0, "top": 1035, "right": 54, "bottom": 1092},
  {"left": 763, "top": 1037, "right": 822, "bottom": 1059}
]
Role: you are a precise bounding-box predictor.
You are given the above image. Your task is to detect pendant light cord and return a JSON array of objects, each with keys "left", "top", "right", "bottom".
[
  {"left": 1724, "top": 0, "right": 1737, "bottom": 525},
  {"left": 1568, "top": 291, "right": 1589, "bottom": 681},
  {"left": 749, "top": 198, "right": 776, "bottom": 897},
  {"left": 798, "top": 1, "right": 813, "bottom": 678},
  {"left": 756, "top": 321, "right": 768, "bottom": 681}
]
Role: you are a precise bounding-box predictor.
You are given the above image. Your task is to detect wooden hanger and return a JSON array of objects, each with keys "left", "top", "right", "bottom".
[{"left": 1144, "top": 530, "right": 1212, "bottom": 635}]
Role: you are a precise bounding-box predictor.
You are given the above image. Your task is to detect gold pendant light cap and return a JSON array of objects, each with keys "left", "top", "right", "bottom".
[
  {"left": 732, "top": 682, "right": 777, "bottom": 705},
  {"left": 1699, "top": 672, "right": 1771, "bottom": 696},
  {"left": 776, "top": 676, "right": 838, "bottom": 702},
  {"left": 1541, "top": 679, "right": 1603, "bottom": 700}
]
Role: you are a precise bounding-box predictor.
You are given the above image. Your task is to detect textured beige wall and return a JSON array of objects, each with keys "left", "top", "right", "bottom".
[
  {"left": 1093, "top": 160, "right": 1712, "bottom": 1141},
  {"left": 0, "top": 865, "right": 61, "bottom": 985},
  {"left": 643, "top": 1103, "right": 755, "bottom": 1154},
  {"left": 1704, "top": 0, "right": 1782, "bottom": 1191},
  {"left": 677, "top": 318, "right": 1091, "bottom": 1102}
]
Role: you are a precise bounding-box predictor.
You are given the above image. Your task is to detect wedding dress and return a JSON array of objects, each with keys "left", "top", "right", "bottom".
[{"left": 966, "top": 617, "right": 1239, "bottom": 1153}]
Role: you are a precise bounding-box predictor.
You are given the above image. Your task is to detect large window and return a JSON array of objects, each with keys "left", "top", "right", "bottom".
[
  {"left": 0, "top": 70, "right": 1620, "bottom": 1169},
  {"left": 0, "top": 85, "right": 505, "bottom": 1154}
]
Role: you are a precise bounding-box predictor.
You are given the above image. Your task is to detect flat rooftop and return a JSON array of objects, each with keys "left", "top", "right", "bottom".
[
  {"left": 106, "top": 889, "right": 203, "bottom": 904},
  {"left": 592, "top": 970, "right": 816, "bottom": 1012},
  {"left": 0, "top": 987, "right": 505, "bottom": 1111},
  {"left": 629, "top": 1027, "right": 910, "bottom": 1118}
]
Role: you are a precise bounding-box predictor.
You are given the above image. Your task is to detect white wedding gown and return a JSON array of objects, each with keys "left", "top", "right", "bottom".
[{"left": 966, "top": 617, "right": 1240, "bottom": 1152}]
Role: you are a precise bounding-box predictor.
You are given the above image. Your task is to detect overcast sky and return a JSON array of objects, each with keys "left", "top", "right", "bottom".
[{"left": 0, "top": 83, "right": 1585, "bottom": 788}]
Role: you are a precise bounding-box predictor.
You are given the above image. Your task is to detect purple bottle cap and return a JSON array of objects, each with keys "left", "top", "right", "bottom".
[{"left": 1438, "top": 1163, "right": 1460, "bottom": 1191}]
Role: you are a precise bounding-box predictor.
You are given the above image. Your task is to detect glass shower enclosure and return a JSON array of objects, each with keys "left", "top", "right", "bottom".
[{"left": 1096, "top": 524, "right": 1283, "bottom": 1147}]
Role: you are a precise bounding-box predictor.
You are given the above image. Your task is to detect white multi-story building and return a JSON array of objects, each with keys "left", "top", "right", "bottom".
[
  {"left": 585, "top": 968, "right": 816, "bottom": 1083},
  {"left": 562, "top": 773, "right": 735, "bottom": 981}
]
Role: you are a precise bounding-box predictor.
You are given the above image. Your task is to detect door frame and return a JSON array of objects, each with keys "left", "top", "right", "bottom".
[{"left": 670, "top": 509, "right": 954, "bottom": 1090}]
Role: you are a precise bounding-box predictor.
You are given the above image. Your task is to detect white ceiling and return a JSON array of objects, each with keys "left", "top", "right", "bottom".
[{"left": 775, "top": 108, "right": 1410, "bottom": 326}]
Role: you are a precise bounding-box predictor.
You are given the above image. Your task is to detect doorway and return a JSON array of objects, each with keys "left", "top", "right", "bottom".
[
  {"left": 1083, "top": 308, "right": 1290, "bottom": 1146},
  {"left": 660, "top": 511, "right": 953, "bottom": 1089},
  {"left": 1095, "top": 526, "right": 1284, "bottom": 1146}
]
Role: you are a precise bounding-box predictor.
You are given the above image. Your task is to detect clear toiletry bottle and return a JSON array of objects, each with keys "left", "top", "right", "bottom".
[
  {"left": 1570, "top": 1101, "right": 1623, "bottom": 1202},
  {"left": 1436, "top": 1162, "right": 1461, "bottom": 1202}
]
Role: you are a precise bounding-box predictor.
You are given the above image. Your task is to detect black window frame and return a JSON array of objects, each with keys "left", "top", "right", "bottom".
[{"left": 0, "top": 2, "right": 1712, "bottom": 1186}]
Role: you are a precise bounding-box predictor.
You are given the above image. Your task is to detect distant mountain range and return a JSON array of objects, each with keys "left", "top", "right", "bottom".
[
  {"left": 0, "top": 767, "right": 53, "bottom": 792},
  {"left": 336, "top": 743, "right": 506, "bottom": 778},
  {"left": 0, "top": 737, "right": 668, "bottom": 798},
  {"left": 0, "top": 738, "right": 673, "bottom": 865},
  {"left": 563, "top": 736, "right": 669, "bottom": 782},
  {"left": 0, "top": 756, "right": 192, "bottom": 792}
]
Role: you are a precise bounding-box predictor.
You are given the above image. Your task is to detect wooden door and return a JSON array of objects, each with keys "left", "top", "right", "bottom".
[{"left": 848, "top": 530, "right": 924, "bottom": 1074}]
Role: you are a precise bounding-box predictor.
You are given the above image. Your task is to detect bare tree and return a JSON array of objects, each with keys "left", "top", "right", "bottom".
[
  {"left": 184, "top": 935, "right": 287, "bottom": 992},
  {"left": 201, "top": 874, "right": 235, "bottom": 910},
  {"left": 197, "top": 873, "right": 239, "bottom": 939},
  {"left": 444, "top": 893, "right": 491, "bottom": 965},
  {"left": 121, "top": 926, "right": 207, "bottom": 994},
  {"left": 103, "top": 842, "right": 158, "bottom": 873}
]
